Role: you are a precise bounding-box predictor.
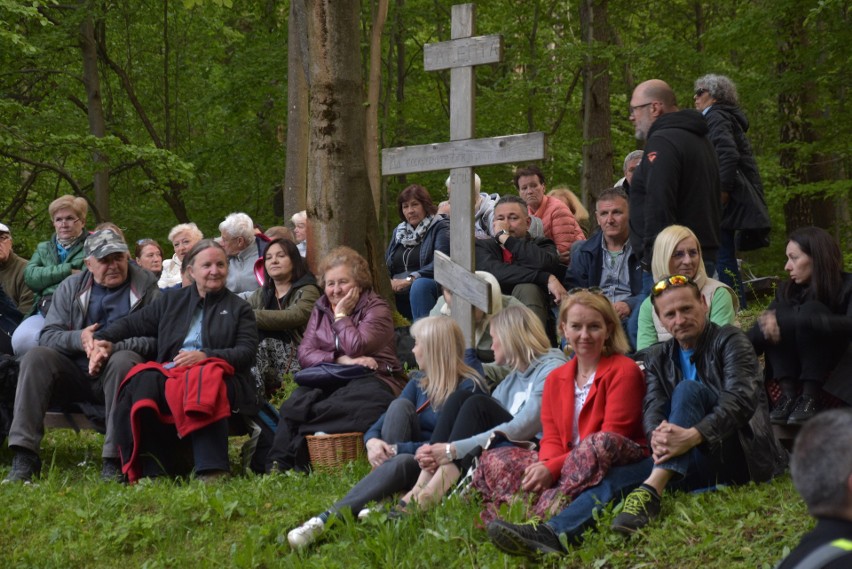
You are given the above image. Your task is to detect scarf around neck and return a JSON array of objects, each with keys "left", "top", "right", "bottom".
[{"left": 396, "top": 214, "right": 435, "bottom": 247}]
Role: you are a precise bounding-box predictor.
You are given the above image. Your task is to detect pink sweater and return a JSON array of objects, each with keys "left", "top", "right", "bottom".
[{"left": 529, "top": 195, "right": 585, "bottom": 253}]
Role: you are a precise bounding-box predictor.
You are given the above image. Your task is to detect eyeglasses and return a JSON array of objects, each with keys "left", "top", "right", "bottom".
[
  {"left": 568, "top": 286, "right": 605, "bottom": 296},
  {"left": 628, "top": 102, "right": 654, "bottom": 116},
  {"left": 53, "top": 216, "right": 79, "bottom": 225},
  {"left": 651, "top": 274, "right": 698, "bottom": 297}
]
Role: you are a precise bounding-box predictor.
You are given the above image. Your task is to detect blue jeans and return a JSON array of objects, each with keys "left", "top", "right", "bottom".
[
  {"left": 654, "top": 380, "right": 718, "bottom": 479},
  {"left": 395, "top": 277, "right": 439, "bottom": 321},
  {"left": 716, "top": 229, "right": 747, "bottom": 309},
  {"left": 546, "top": 458, "right": 653, "bottom": 540}
]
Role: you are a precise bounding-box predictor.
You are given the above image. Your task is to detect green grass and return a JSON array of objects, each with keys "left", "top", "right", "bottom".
[{"left": 0, "top": 428, "right": 811, "bottom": 568}]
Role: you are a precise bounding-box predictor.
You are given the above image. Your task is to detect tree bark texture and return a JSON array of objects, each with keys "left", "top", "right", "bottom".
[
  {"left": 284, "top": 0, "right": 309, "bottom": 220},
  {"left": 365, "top": 0, "right": 389, "bottom": 216},
  {"left": 80, "top": 12, "right": 109, "bottom": 221}
]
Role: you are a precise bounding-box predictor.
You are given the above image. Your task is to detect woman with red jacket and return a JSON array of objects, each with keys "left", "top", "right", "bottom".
[{"left": 473, "top": 289, "right": 647, "bottom": 523}]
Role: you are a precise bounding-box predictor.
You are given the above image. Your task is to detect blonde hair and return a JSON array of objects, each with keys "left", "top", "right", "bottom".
[
  {"left": 168, "top": 222, "right": 204, "bottom": 244},
  {"left": 317, "top": 246, "right": 372, "bottom": 289},
  {"left": 410, "top": 316, "right": 483, "bottom": 409},
  {"left": 558, "top": 291, "right": 630, "bottom": 356},
  {"left": 650, "top": 225, "right": 707, "bottom": 283},
  {"left": 548, "top": 187, "right": 589, "bottom": 227},
  {"left": 49, "top": 195, "right": 88, "bottom": 223},
  {"left": 489, "top": 305, "right": 551, "bottom": 370}
]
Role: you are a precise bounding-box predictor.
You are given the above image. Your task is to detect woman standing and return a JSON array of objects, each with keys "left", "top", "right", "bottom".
[
  {"left": 287, "top": 316, "right": 486, "bottom": 548},
  {"left": 750, "top": 227, "right": 852, "bottom": 425},
  {"left": 247, "top": 238, "right": 320, "bottom": 397},
  {"left": 96, "top": 240, "right": 259, "bottom": 482},
  {"left": 13, "top": 195, "right": 88, "bottom": 355},
  {"left": 694, "top": 74, "right": 770, "bottom": 308},
  {"left": 385, "top": 184, "right": 450, "bottom": 321},
  {"left": 158, "top": 222, "right": 203, "bottom": 289},
  {"left": 636, "top": 225, "right": 737, "bottom": 351},
  {"left": 474, "top": 290, "right": 647, "bottom": 523},
  {"left": 266, "top": 246, "right": 406, "bottom": 472}
]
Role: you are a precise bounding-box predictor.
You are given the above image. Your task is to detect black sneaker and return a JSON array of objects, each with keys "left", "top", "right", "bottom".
[
  {"left": 487, "top": 520, "right": 566, "bottom": 557},
  {"left": 101, "top": 458, "right": 125, "bottom": 483},
  {"left": 769, "top": 395, "right": 796, "bottom": 425},
  {"left": 611, "top": 485, "right": 662, "bottom": 534},
  {"left": 3, "top": 450, "right": 42, "bottom": 484},
  {"left": 787, "top": 395, "right": 819, "bottom": 425}
]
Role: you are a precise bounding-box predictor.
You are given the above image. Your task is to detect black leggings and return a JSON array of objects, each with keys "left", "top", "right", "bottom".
[{"left": 430, "top": 390, "right": 512, "bottom": 470}]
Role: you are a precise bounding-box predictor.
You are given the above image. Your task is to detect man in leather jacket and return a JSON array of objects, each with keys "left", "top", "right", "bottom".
[{"left": 612, "top": 274, "right": 787, "bottom": 533}]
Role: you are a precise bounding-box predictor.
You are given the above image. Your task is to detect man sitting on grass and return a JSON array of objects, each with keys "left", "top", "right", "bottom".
[
  {"left": 487, "top": 274, "right": 786, "bottom": 556},
  {"left": 776, "top": 408, "right": 852, "bottom": 569}
]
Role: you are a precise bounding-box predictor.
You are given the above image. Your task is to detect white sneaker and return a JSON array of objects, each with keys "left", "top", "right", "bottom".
[
  {"left": 357, "top": 507, "right": 375, "bottom": 520},
  {"left": 288, "top": 517, "right": 325, "bottom": 549}
]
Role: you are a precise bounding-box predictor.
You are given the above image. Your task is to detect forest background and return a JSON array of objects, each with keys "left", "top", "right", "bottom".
[{"left": 0, "top": 0, "right": 849, "bottom": 279}]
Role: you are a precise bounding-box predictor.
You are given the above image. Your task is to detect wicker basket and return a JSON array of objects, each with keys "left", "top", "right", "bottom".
[{"left": 306, "top": 432, "right": 365, "bottom": 470}]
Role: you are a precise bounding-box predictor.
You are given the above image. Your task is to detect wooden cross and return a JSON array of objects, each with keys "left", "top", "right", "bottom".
[{"left": 381, "top": 3, "right": 546, "bottom": 344}]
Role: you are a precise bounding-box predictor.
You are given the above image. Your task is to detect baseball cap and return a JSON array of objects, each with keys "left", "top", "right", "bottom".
[
  {"left": 0, "top": 223, "right": 9, "bottom": 234},
  {"left": 84, "top": 229, "right": 129, "bottom": 259}
]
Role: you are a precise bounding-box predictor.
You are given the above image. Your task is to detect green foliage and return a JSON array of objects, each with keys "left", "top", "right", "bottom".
[{"left": 0, "top": 429, "right": 810, "bottom": 568}]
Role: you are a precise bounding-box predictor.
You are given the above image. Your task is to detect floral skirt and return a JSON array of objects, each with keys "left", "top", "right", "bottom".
[{"left": 472, "top": 431, "right": 646, "bottom": 524}]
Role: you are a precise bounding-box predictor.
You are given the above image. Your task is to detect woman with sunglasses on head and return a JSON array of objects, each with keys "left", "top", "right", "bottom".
[
  {"left": 134, "top": 239, "right": 164, "bottom": 278},
  {"left": 635, "top": 225, "right": 737, "bottom": 351},
  {"left": 12, "top": 195, "right": 89, "bottom": 356},
  {"left": 749, "top": 227, "right": 852, "bottom": 425},
  {"left": 474, "top": 289, "right": 647, "bottom": 526}
]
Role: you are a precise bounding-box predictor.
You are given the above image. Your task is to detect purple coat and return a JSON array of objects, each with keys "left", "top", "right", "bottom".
[{"left": 298, "top": 290, "right": 405, "bottom": 394}]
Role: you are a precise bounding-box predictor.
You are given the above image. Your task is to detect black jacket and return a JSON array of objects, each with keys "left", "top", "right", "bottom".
[
  {"left": 629, "top": 109, "right": 721, "bottom": 266},
  {"left": 643, "top": 322, "right": 787, "bottom": 483},
  {"left": 95, "top": 285, "right": 260, "bottom": 415},
  {"left": 475, "top": 234, "right": 563, "bottom": 293}
]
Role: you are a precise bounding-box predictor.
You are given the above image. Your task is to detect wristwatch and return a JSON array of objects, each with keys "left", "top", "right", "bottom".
[
  {"left": 406, "top": 274, "right": 417, "bottom": 283},
  {"left": 495, "top": 229, "right": 509, "bottom": 242}
]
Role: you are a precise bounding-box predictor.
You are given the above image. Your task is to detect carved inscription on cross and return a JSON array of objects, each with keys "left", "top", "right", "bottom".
[{"left": 381, "top": 3, "right": 546, "bottom": 344}]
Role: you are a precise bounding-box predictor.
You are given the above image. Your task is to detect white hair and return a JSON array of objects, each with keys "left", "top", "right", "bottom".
[{"left": 218, "top": 212, "right": 255, "bottom": 241}]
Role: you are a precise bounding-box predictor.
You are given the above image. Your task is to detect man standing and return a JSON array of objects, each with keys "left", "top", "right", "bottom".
[
  {"left": 486, "top": 274, "right": 785, "bottom": 557},
  {"left": 0, "top": 223, "right": 34, "bottom": 318},
  {"left": 566, "top": 187, "right": 643, "bottom": 325},
  {"left": 4, "top": 230, "right": 160, "bottom": 483},
  {"left": 776, "top": 409, "right": 852, "bottom": 569},
  {"left": 475, "top": 195, "right": 566, "bottom": 331},
  {"left": 628, "top": 79, "right": 721, "bottom": 276},
  {"left": 219, "top": 212, "right": 261, "bottom": 294},
  {"left": 610, "top": 274, "right": 786, "bottom": 533}
]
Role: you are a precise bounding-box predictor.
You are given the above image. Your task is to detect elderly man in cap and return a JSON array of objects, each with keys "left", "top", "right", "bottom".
[
  {"left": 4, "top": 230, "right": 160, "bottom": 483},
  {"left": 0, "top": 223, "right": 34, "bottom": 353}
]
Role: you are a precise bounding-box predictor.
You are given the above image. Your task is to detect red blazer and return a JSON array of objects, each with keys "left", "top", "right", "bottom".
[{"left": 539, "top": 353, "right": 647, "bottom": 479}]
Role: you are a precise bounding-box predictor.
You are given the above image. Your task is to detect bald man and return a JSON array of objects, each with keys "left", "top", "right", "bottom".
[{"left": 627, "top": 79, "right": 721, "bottom": 279}]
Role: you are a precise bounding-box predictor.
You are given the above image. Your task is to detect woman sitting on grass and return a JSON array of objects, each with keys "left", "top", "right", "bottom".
[
  {"left": 473, "top": 290, "right": 647, "bottom": 524},
  {"left": 395, "top": 305, "right": 567, "bottom": 512},
  {"left": 287, "top": 315, "right": 486, "bottom": 548}
]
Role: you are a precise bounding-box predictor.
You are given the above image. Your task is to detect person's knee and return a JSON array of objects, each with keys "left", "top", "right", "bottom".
[
  {"left": 17, "top": 346, "right": 60, "bottom": 382},
  {"left": 385, "top": 398, "right": 415, "bottom": 417},
  {"left": 383, "top": 453, "right": 420, "bottom": 479}
]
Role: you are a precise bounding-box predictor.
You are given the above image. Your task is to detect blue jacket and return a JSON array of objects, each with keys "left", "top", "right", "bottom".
[
  {"left": 384, "top": 216, "right": 450, "bottom": 280},
  {"left": 565, "top": 231, "right": 644, "bottom": 315}
]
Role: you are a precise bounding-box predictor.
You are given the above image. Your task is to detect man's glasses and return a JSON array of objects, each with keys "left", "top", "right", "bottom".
[
  {"left": 628, "top": 102, "right": 653, "bottom": 116},
  {"left": 651, "top": 275, "right": 698, "bottom": 297}
]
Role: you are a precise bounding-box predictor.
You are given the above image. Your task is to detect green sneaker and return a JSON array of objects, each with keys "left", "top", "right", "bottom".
[{"left": 611, "top": 485, "right": 662, "bottom": 534}]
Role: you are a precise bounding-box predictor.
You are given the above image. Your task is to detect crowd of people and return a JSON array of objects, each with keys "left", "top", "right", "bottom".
[{"left": 0, "top": 74, "right": 849, "bottom": 565}]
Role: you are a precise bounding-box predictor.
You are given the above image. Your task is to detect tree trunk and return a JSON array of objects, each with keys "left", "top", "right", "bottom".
[
  {"left": 80, "top": 11, "right": 109, "bottom": 221},
  {"left": 579, "top": 0, "right": 613, "bottom": 218},
  {"left": 301, "top": 0, "right": 392, "bottom": 299},
  {"left": 365, "top": 0, "right": 389, "bottom": 215},
  {"left": 284, "top": 0, "right": 310, "bottom": 220}
]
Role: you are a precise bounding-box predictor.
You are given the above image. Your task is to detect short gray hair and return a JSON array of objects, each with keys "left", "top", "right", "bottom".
[
  {"left": 219, "top": 212, "right": 255, "bottom": 241},
  {"left": 290, "top": 210, "right": 306, "bottom": 225},
  {"left": 622, "top": 150, "right": 644, "bottom": 174},
  {"left": 695, "top": 74, "right": 739, "bottom": 106},
  {"left": 168, "top": 222, "right": 203, "bottom": 243},
  {"left": 790, "top": 408, "right": 852, "bottom": 517}
]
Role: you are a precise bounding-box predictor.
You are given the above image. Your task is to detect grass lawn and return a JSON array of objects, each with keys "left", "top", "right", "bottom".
[{"left": 0, "top": 426, "right": 810, "bottom": 569}]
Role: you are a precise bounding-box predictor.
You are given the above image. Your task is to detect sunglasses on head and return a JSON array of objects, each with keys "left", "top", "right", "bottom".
[
  {"left": 567, "top": 286, "right": 605, "bottom": 296},
  {"left": 651, "top": 274, "right": 698, "bottom": 297}
]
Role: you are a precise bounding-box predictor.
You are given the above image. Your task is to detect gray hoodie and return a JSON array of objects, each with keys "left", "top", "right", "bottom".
[{"left": 453, "top": 347, "right": 567, "bottom": 457}]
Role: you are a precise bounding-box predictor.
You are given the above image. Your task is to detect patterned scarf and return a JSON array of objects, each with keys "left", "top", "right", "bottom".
[{"left": 395, "top": 214, "right": 435, "bottom": 247}]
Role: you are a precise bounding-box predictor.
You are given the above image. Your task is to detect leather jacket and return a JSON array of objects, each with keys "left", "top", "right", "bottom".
[{"left": 643, "top": 322, "right": 787, "bottom": 482}]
